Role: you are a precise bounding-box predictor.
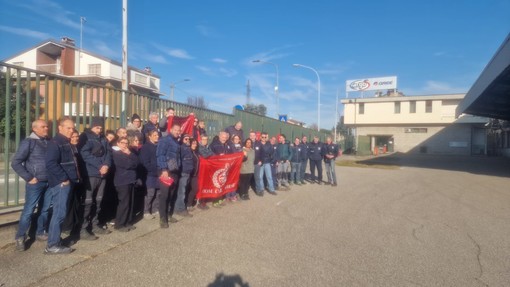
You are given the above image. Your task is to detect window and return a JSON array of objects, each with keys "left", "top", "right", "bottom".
[
  {"left": 135, "top": 73, "right": 147, "bottom": 85},
  {"left": 88, "top": 64, "right": 101, "bottom": 75},
  {"left": 394, "top": 102, "right": 401, "bottom": 114},
  {"left": 425, "top": 100, "right": 433, "bottom": 113},
  {"left": 405, "top": 128, "right": 428, "bottom": 133},
  {"left": 410, "top": 101, "right": 416, "bottom": 113},
  {"left": 358, "top": 103, "right": 364, "bottom": 114}
]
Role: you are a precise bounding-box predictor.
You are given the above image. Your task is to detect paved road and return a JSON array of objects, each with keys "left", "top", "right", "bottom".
[{"left": 1, "top": 154, "right": 509, "bottom": 287}]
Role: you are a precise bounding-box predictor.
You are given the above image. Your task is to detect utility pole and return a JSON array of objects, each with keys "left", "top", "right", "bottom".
[
  {"left": 246, "top": 79, "right": 251, "bottom": 105},
  {"left": 79, "top": 16, "right": 86, "bottom": 76},
  {"left": 121, "top": 0, "right": 128, "bottom": 126}
]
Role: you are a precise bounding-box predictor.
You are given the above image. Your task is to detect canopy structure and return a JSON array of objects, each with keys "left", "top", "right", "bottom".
[{"left": 457, "top": 33, "right": 510, "bottom": 120}]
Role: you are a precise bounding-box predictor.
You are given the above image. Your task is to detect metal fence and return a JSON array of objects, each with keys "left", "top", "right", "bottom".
[{"left": 1, "top": 62, "right": 331, "bottom": 207}]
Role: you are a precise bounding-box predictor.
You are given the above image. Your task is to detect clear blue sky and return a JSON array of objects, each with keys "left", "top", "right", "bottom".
[{"left": 1, "top": 0, "right": 509, "bottom": 129}]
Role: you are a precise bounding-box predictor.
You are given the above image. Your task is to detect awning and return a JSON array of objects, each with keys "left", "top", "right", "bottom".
[{"left": 456, "top": 33, "right": 510, "bottom": 120}]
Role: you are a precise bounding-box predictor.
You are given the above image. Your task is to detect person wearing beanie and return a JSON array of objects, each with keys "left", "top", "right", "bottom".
[{"left": 127, "top": 114, "right": 143, "bottom": 146}]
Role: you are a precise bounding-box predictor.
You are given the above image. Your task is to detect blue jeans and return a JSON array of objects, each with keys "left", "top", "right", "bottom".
[
  {"left": 300, "top": 160, "right": 307, "bottom": 182},
  {"left": 175, "top": 173, "right": 190, "bottom": 212},
  {"left": 290, "top": 162, "right": 302, "bottom": 183},
  {"left": 325, "top": 160, "right": 337, "bottom": 185},
  {"left": 254, "top": 164, "right": 262, "bottom": 192},
  {"left": 257, "top": 163, "right": 275, "bottom": 193},
  {"left": 47, "top": 183, "right": 71, "bottom": 248},
  {"left": 15, "top": 181, "right": 51, "bottom": 240}
]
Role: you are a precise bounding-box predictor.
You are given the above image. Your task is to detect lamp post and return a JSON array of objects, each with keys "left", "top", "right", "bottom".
[
  {"left": 293, "top": 64, "right": 320, "bottom": 131},
  {"left": 79, "top": 16, "right": 86, "bottom": 76},
  {"left": 169, "top": 79, "right": 190, "bottom": 101},
  {"left": 252, "top": 60, "right": 279, "bottom": 118}
]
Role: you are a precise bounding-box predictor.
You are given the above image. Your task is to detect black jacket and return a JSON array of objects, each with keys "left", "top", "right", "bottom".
[
  {"left": 78, "top": 130, "right": 112, "bottom": 178},
  {"left": 254, "top": 141, "right": 274, "bottom": 164},
  {"left": 324, "top": 143, "right": 339, "bottom": 163},
  {"left": 112, "top": 149, "right": 140, "bottom": 187},
  {"left": 46, "top": 133, "right": 80, "bottom": 188},
  {"left": 308, "top": 141, "right": 325, "bottom": 161},
  {"left": 300, "top": 142, "right": 310, "bottom": 162},
  {"left": 140, "top": 141, "right": 159, "bottom": 178},
  {"left": 180, "top": 144, "right": 194, "bottom": 174},
  {"left": 209, "top": 138, "right": 233, "bottom": 155},
  {"left": 11, "top": 132, "right": 49, "bottom": 182}
]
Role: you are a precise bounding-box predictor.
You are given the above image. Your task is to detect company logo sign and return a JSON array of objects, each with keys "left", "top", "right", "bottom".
[{"left": 346, "top": 76, "right": 397, "bottom": 92}]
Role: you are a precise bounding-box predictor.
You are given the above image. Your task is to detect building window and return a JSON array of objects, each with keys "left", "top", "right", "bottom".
[
  {"left": 88, "top": 64, "right": 101, "bottom": 75},
  {"left": 135, "top": 73, "right": 147, "bottom": 85},
  {"left": 394, "top": 102, "right": 401, "bottom": 114},
  {"left": 410, "top": 101, "right": 416, "bottom": 113},
  {"left": 426, "top": 100, "right": 433, "bottom": 113},
  {"left": 405, "top": 128, "right": 428, "bottom": 133},
  {"left": 358, "top": 103, "right": 364, "bottom": 114}
]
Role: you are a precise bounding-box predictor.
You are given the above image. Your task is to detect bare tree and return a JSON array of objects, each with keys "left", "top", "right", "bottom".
[{"left": 187, "top": 96, "right": 208, "bottom": 109}]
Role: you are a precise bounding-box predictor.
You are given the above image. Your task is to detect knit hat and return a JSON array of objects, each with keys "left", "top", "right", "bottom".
[
  {"left": 131, "top": 113, "right": 141, "bottom": 122},
  {"left": 90, "top": 117, "right": 104, "bottom": 128}
]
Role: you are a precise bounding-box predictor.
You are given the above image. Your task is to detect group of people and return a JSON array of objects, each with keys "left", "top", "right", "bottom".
[{"left": 11, "top": 107, "right": 339, "bottom": 255}]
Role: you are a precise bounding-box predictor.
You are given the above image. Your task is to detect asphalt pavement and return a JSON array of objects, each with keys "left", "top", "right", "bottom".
[{"left": 0, "top": 154, "right": 509, "bottom": 287}]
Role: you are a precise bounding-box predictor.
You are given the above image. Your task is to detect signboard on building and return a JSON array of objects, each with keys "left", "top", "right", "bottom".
[
  {"left": 346, "top": 76, "right": 397, "bottom": 92},
  {"left": 278, "top": 114, "right": 288, "bottom": 122}
]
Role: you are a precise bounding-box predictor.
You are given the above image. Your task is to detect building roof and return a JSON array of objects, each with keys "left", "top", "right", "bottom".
[
  {"left": 340, "top": 93, "right": 465, "bottom": 104},
  {"left": 456, "top": 33, "right": 510, "bottom": 120},
  {"left": 2, "top": 38, "right": 160, "bottom": 78}
]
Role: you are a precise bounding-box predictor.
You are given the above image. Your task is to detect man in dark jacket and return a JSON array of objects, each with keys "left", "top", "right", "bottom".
[
  {"left": 254, "top": 132, "right": 276, "bottom": 196},
  {"left": 141, "top": 112, "right": 161, "bottom": 144},
  {"left": 289, "top": 137, "right": 302, "bottom": 185},
  {"left": 45, "top": 117, "right": 80, "bottom": 254},
  {"left": 224, "top": 121, "right": 244, "bottom": 142},
  {"left": 156, "top": 124, "right": 181, "bottom": 228},
  {"left": 300, "top": 136, "right": 310, "bottom": 184},
  {"left": 324, "top": 136, "right": 339, "bottom": 186},
  {"left": 308, "top": 136, "right": 325, "bottom": 184},
  {"left": 209, "top": 131, "right": 232, "bottom": 155},
  {"left": 174, "top": 134, "right": 194, "bottom": 217},
  {"left": 276, "top": 134, "right": 293, "bottom": 190},
  {"left": 11, "top": 120, "right": 51, "bottom": 251},
  {"left": 78, "top": 117, "right": 112, "bottom": 239},
  {"left": 140, "top": 129, "right": 160, "bottom": 218}
]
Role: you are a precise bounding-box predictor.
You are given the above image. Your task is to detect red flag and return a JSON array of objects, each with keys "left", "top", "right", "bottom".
[
  {"left": 197, "top": 152, "right": 244, "bottom": 199},
  {"left": 166, "top": 114, "right": 195, "bottom": 135}
]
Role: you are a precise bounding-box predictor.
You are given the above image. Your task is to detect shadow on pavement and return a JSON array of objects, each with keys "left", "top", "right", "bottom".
[
  {"left": 207, "top": 273, "right": 250, "bottom": 287},
  {"left": 356, "top": 152, "right": 510, "bottom": 178}
]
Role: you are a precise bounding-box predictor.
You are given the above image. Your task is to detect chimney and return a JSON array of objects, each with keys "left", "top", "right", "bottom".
[{"left": 61, "top": 37, "right": 76, "bottom": 46}]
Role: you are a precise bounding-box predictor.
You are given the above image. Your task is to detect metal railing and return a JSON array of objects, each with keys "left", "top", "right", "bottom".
[{"left": 1, "top": 62, "right": 331, "bottom": 207}]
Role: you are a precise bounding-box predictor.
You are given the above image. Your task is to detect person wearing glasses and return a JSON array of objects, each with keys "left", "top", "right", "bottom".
[
  {"left": 112, "top": 137, "right": 140, "bottom": 232},
  {"left": 254, "top": 132, "right": 277, "bottom": 196}
]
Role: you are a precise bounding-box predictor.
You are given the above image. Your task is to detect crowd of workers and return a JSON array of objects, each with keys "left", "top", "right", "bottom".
[{"left": 11, "top": 107, "right": 339, "bottom": 255}]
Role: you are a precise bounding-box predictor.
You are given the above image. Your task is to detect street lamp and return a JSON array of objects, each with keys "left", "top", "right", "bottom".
[
  {"left": 169, "top": 79, "right": 190, "bottom": 101},
  {"left": 293, "top": 63, "right": 320, "bottom": 131},
  {"left": 252, "top": 60, "right": 279, "bottom": 118}
]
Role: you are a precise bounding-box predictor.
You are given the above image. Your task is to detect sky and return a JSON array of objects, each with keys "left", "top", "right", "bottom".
[{"left": 0, "top": 0, "right": 509, "bottom": 130}]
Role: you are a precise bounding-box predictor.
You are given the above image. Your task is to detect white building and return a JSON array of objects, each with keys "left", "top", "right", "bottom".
[
  {"left": 3, "top": 37, "right": 161, "bottom": 97},
  {"left": 341, "top": 93, "right": 489, "bottom": 155}
]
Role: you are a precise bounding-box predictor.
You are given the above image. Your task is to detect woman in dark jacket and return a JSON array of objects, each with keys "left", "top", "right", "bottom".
[
  {"left": 112, "top": 137, "right": 140, "bottom": 231},
  {"left": 139, "top": 130, "right": 160, "bottom": 219},
  {"left": 186, "top": 138, "right": 200, "bottom": 211}
]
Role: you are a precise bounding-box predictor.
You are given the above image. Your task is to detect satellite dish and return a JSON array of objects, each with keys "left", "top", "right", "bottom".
[{"left": 234, "top": 105, "right": 244, "bottom": 110}]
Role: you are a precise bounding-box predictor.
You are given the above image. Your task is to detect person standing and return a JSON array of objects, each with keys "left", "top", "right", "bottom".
[
  {"left": 269, "top": 136, "right": 279, "bottom": 190},
  {"left": 45, "top": 117, "right": 80, "bottom": 254},
  {"left": 78, "top": 117, "right": 112, "bottom": 239},
  {"left": 12, "top": 120, "right": 51, "bottom": 251},
  {"left": 112, "top": 137, "right": 139, "bottom": 232},
  {"left": 289, "top": 137, "right": 302, "bottom": 185},
  {"left": 156, "top": 124, "right": 181, "bottom": 228},
  {"left": 254, "top": 132, "right": 276, "bottom": 196},
  {"left": 174, "top": 134, "right": 194, "bottom": 218},
  {"left": 186, "top": 138, "right": 200, "bottom": 211},
  {"left": 224, "top": 121, "right": 244, "bottom": 142},
  {"left": 238, "top": 139, "right": 255, "bottom": 200},
  {"left": 308, "top": 136, "right": 325, "bottom": 184},
  {"left": 276, "top": 134, "right": 292, "bottom": 190},
  {"left": 141, "top": 112, "right": 161, "bottom": 144},
  {"left": 300, "top": 136, "right": 310, "bottom": 184},
  {"left": 324, "top": 137, "right": 339, "bottom": 186},
  {"left": 140, "top": 129, "right": 160, "bottom": 219}
]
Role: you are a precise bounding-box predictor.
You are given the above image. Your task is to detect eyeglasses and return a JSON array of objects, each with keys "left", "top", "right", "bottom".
[{"left": 183, "top": 138, "right": 190, "bottom": 141}]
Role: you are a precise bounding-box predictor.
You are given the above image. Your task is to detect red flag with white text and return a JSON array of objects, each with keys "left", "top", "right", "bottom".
[
  {"left": 197, "top": 152, "right": 244, "bottom": 199},
  {"left": 166, "top": 115, "right": 195, "bottom": 135}
]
